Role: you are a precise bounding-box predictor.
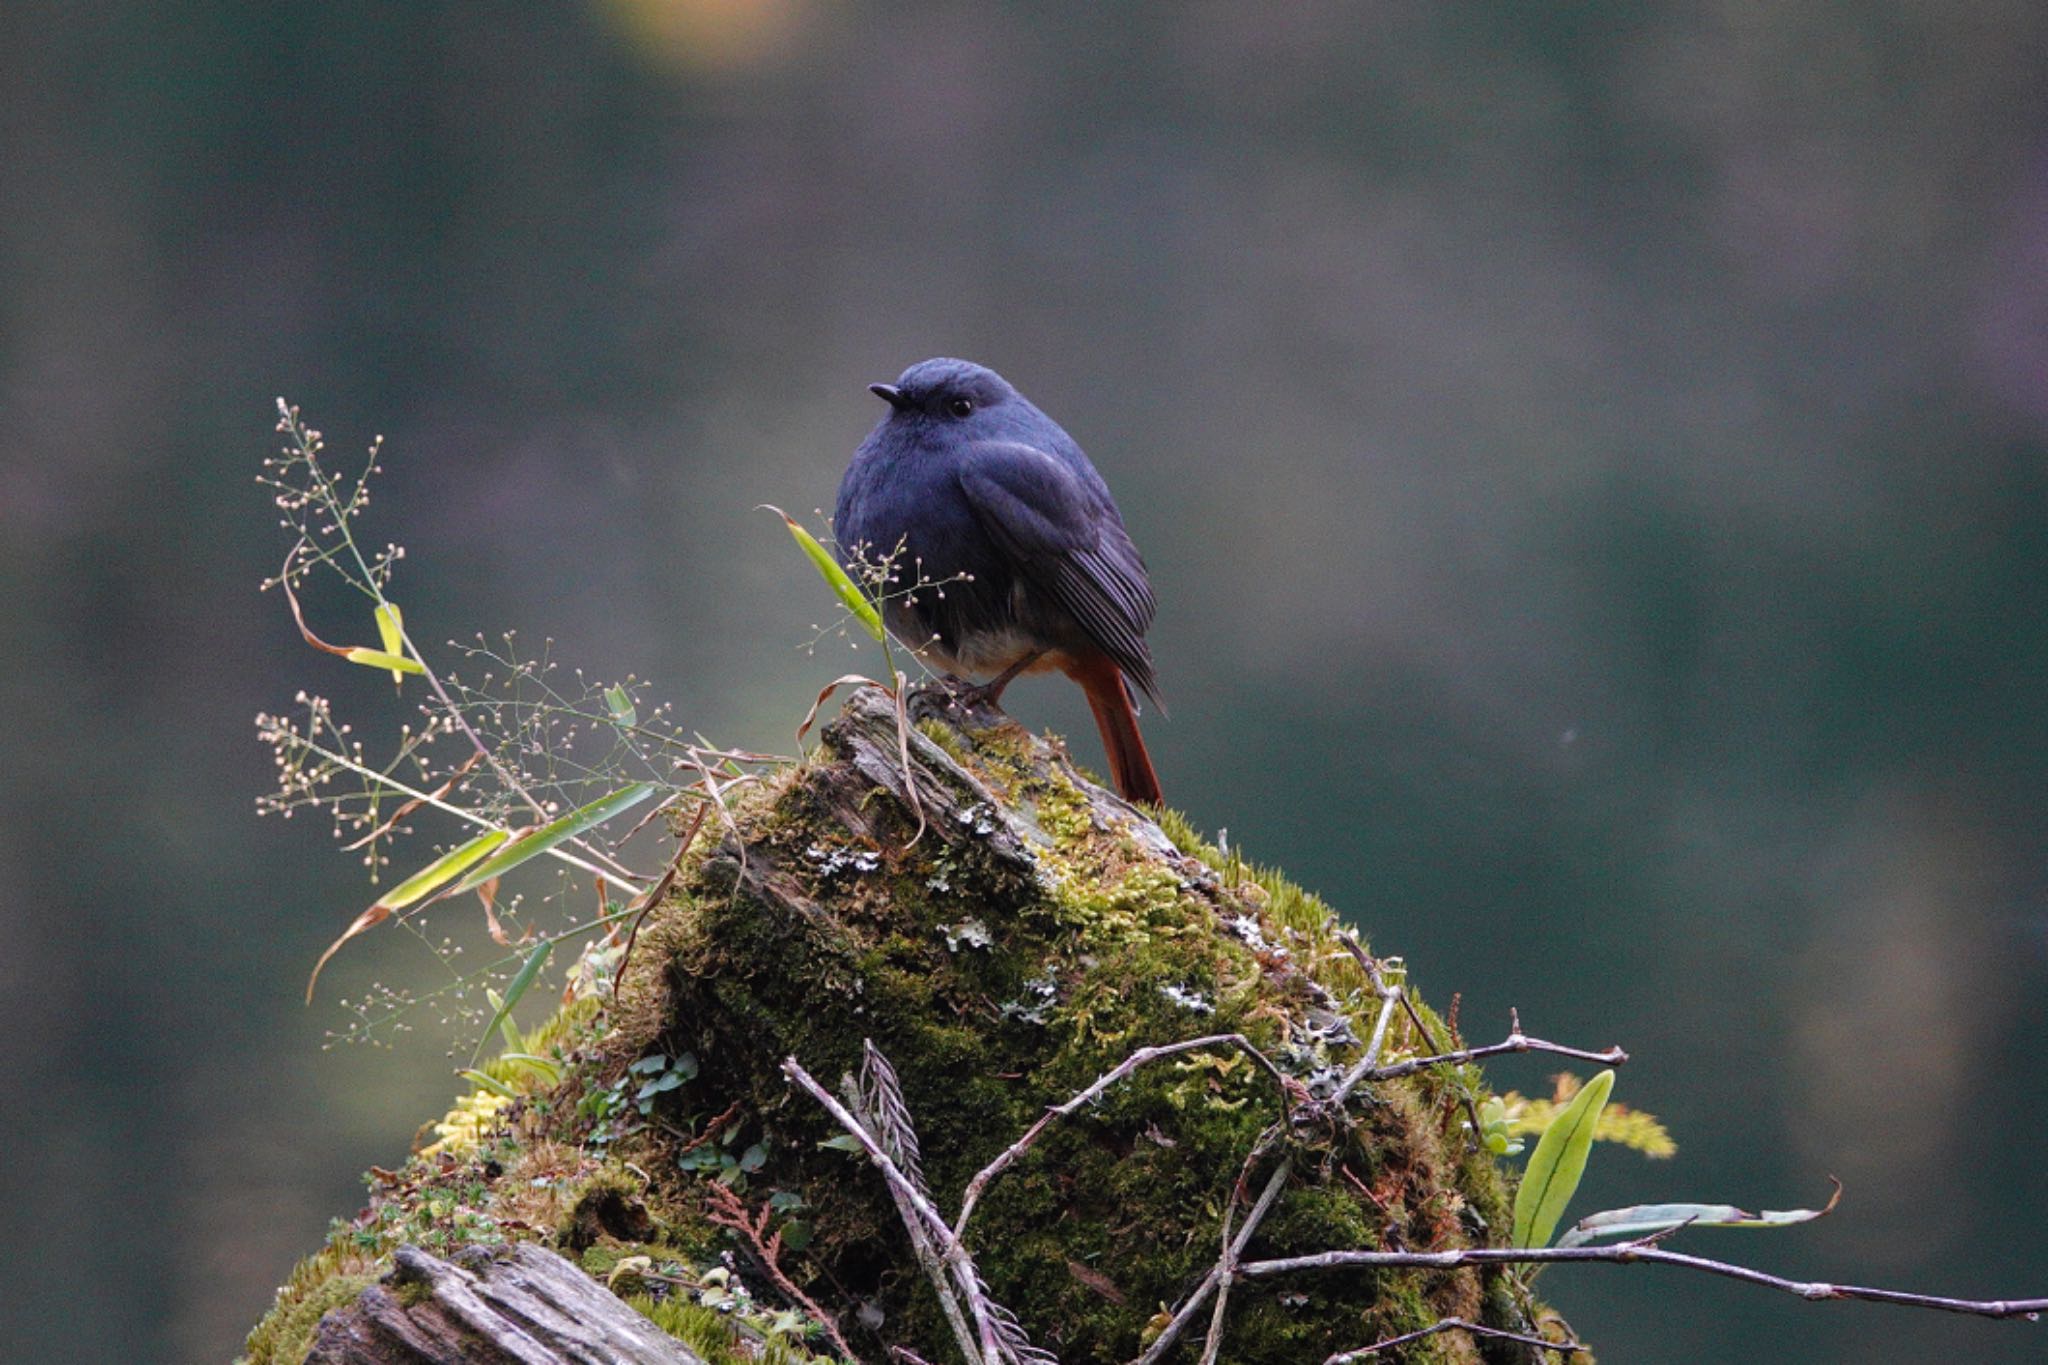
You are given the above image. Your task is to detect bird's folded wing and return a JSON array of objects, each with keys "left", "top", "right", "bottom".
[{"left": 956, "top": 441, "right": 1161, "bottom": 706}]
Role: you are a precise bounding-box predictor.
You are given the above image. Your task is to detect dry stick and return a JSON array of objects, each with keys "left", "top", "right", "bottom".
[
  {"left": 1151, "top": 973, "right": 1425, "bottom": 1365},
  {"left": 783, "top": 1058, "right": 999, "bottom": 1365},
  {"left": 1196, "top": 1142, "right": 1291, "bottom": 1365},
  {"left": 1324, "top": 1317, "right": 1583, "bottom": 1362},
  {"left": 953, "top": 1033, "right": 1296, "bottom": 1241},
  {"left": 1331, "top": 930, "right": 1489, "bottom": 1145},
  {"left": 1327, "top": 981, "right": 1404, "bottom": 1109},
  {"left": 1131, "top": 1159, "right": 1293, "bottom": 1365},
  {"left": 1237, "top": 1244, "right": 2048, "bottom": 1322},
  {"left": 1362, "top": 1009, "right": 1627, "bottom": 1084},
  {"left": 613, "top": 796, "right": 711, "bottom": 989}
]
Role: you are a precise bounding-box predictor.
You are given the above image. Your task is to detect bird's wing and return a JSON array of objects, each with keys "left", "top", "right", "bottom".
[{"left": 955, "top": 441, "right": 1160, "bottom": 705}]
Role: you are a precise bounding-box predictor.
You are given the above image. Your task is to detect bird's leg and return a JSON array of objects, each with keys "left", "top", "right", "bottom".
[{"left": 943, "top": 649, "right": 1045, "bottom": 714}]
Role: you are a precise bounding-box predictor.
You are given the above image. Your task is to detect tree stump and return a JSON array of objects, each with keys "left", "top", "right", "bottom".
[{"left": 246, "top": 685, "right": 1571, "bottom": 1364}]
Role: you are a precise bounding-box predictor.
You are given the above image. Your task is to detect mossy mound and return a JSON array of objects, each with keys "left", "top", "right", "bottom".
[{"left": 245, "top": 686, "right": 1573, "bottom": 1364}]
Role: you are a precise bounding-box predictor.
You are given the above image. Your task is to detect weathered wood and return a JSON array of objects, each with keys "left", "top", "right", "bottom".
[{"left": 305, "top": 1243, "right": 705, "bottom": 1365}]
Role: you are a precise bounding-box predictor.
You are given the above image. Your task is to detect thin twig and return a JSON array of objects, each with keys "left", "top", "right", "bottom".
[
  {"left": 954, "top": 1034, "right": 1295, "bottom": 1240},
  {"left": 1237, "top": 1244, "right": 2048, "bottom": 1321},
  {"left": 1197, "top": 1140, "right": 1290, "bottom": 1365},
  {"left": 1360, "top": 1015, "right": 1628, "bottom": 1084},
  {"left": 1333, "top": 930, "right": 1488, "bottom": 1144},
  {"left": 1132, "top": 1157, "right": 1293, "bottom": 1365},
  {"left": 1324, "top": 1317, "right": 1582, "bottom": 1361},
  {"left": 615, "top": 797, "right": 711, "bottom": 988},
  {"left": 783, "top": 1058, "right": 998, "bottom": 1365}
]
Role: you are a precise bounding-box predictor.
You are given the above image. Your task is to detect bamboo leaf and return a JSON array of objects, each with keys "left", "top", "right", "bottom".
[
  {"left": 765, "top": 504, "right": 884, "bottom": 643},
  {"left": 604, "top": 684, "right": 637, "bottom": 729},
  {"left": 374, "top": 601, "right": 405, "bottom": 654},
  {"left": 1512, "top": 1067, "right": 1614, "bottom": 1248},
  {"left": 303, "top": 831, "right": 510, "bottom": 1004},
  {"left": 450, "top": 784, "right": 656, "bottom": 893},
  {"left": 380, "top": 831, "right": 508, "bottom": 911},
  {"left": 343, "top": 646, "right": 425, "bottom": 676},
  {"left": 304, "top": 903, "right": 392, "bottom": 1005},
  {"left": 472, "top": 940, "right": 553, "bottom": 1068}
]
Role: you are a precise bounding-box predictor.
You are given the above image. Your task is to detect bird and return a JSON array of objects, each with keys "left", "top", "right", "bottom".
[{"left": 833, "top": 358, "right": 1164, "bottom": 805}]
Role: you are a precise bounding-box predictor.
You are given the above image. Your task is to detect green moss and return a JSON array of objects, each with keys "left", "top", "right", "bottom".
[
  {"left": 244, "top": 697, "right": 1566, "bottom": 1363},
  {"left": 626, "top": 1293, "right": 836, "bottom": 1365},
  {"left": 914, "top": 716, "right": 969, "bottom": 763},
  {"left": 239, "top": 1246, "right": 377, "bottom": 1364},
  {"left": 558, "top": 1166, "right": 656, "bottom": 1250}
]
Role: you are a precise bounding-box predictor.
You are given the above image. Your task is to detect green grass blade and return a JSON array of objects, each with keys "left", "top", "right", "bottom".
[
  {"left": 457, "top": 1068, "right": 518, "bottom": 1099},
  {"left": 471, "top": 940, "right": 553, "bottom": 1068},
  {"left": 497, "top": 1052, "right": 565, "bottom": 1087},
  {"left": 1512, "top": 1067, "right": 1614, "bottom": 1248},
  {"left": 451, "top": 783, "right": 656, "bottom": 893},
  {"left": 378, "top": 831, "right": 509, "bottom": 911},
  {"left": 766, "top": 505, "right": 884, "bottom": 643}
]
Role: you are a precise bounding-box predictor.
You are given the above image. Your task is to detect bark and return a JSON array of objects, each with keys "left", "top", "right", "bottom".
[{"left": 306, "top": 1243, "right": 705, "bottom": 1365}]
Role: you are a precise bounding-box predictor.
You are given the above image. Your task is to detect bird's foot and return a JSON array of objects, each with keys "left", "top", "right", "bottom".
[{"left": 908, "top": 673, "right": 1010, "bottom": 727}]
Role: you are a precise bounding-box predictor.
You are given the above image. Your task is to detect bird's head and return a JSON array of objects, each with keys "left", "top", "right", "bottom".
[{"left": 869, "top": 358, "right": 1017, "bottom": 424}]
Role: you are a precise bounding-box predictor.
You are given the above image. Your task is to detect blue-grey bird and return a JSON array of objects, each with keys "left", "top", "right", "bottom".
[{"left": 833, "top": 358, "right": 1163, "bottom": 804}]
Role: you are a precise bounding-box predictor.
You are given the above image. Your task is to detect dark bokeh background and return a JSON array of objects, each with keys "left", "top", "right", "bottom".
[{"left": 6, "top": 3, "right": 2048, "bottom": 1360}]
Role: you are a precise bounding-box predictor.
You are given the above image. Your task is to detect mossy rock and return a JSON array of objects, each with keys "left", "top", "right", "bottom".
[{"left": 245, "top": 685, "right": 1575, "bottom": 1364}]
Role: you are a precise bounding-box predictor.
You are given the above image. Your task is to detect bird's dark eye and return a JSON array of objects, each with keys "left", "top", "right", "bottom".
[{"left": 946, "top": 397, "right": 975, "bottom": 418}]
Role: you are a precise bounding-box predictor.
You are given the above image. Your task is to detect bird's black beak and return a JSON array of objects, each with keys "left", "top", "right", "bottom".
[{"left": 869, "top": 383, "right": 908, "bottom": 411}]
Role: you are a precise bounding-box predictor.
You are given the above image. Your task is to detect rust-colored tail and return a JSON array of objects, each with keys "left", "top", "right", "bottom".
[{"left": 1064, "top": 651, "right": 1163, "bottom": 806}]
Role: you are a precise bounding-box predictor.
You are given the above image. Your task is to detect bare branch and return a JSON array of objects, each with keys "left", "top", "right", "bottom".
[
  {"left": 1197, "top": 1144, "right": 1291, "bottom": 1365},
  {"left": 786, "top": 1055, "right": 1063, "bottom": 1365},
  {"left": 1324, "top": 949, "right": 1406, "bottom": 1110},
  {"left": 1131, "top": 1156, "right": 1293, "bottom": 1365},
  {"left": 1324, "top": 1317, "right": 1582, "bottom": 1361},
  {"left": 1360, "top": 1015, "right": 1628, "bottom": 1085},
  {"left": 1330, "top": 931, "right": 1488, "bottom": 1144},
  {"left": 1238, "top": 1244, "right": 2048, "bottom": 1322},
  {"left": 955, "top": 1033, "right": 1295, "bottom": 1240}
]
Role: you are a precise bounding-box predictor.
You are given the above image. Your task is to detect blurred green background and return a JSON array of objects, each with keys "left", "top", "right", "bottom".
[{"left": 5, "top": 3, "right": 2047, "bottom": 1360}]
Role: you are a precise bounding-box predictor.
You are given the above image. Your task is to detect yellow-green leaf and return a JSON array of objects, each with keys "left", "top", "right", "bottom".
[
  {"left": 343, "top": 646, "right": 425, "bottom": 676},
  {"left": 766, "top": 504, "right": 884, "bottom": 643},
  {"left": 450, "top": 784, "right": 656, "bottom": 893},
  {"left": 497, "top": 1052, "right": 565, "bottom": 1087},
  {"left": 457, "top": 1068, "right": 518, "bottom": 1099},
  {"left": 304, "top": 830, "right": 512, "bottom": 1004},
  {"left": 1513, "top": 1067, "right": 1614, "bottom": 1249},
  {"left": 375, "top": 600, "right": 405, "bottom": 654},
  {"left": 377, "top": 831, "right": 508, "bottom": 911}
]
